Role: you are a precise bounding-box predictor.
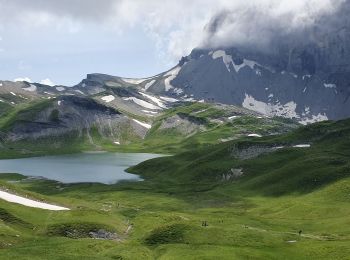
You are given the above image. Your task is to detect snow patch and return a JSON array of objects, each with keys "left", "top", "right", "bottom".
[
  {"left": 212, "top": 50, "right": 233, "bottom": 72},
  {"left": 173, "top": 88, "right": 184, "bottom": 95},
  {"left": 123, "top": 97, "right": 160, "bottom": 110},
  {"left": 299, "top": 113, "right": 328, "bottom": 125},
  {"left": 293, "top": 144, "right": 311, "bottom": 148},
  {"left": 122, "top": 78, "right": 147, "bottom": 84},
  {"left": 247, "top": 134, "right": 262, "bottom": 138},
  {"left": 302, "top": 75, "right": 311, "bottom": 80},
  {"left": 242, "top": 94, "right": 299, "bottom": 119},
  {"left": 164, "top": 66, "right": 182, "bottom": 91},
  {"left": 132, "top": 119, "right": 151, "bottom": 129},
  {"left": 144, "top": 80, "right": 156, "bottom": 90},
  {"left": 101, "top": 95, "right": 115, "bottom": 103},
  {"left": 57, "top": 101, "right": 62, "bottom": 106},
  {"left": 159, "top": 96, "right": 178, "bottom": 102},
  {"left": 0, "top": 190, "right": 69, "bottom": 211},
  {"left": 142, "top": 110, "right": 158, "bottom": 114},
  {"left": 212, "top": 50, "right": 260, "bottom": 73},
  {"left": 139, "top": 92, "right": 167, "bottom": 108},
  {"left": 74, "top": 90, "right": 84, "bottom": 95},
  {"left": 10, "top": 92, "right": 16, "bottom": 96},
  {"left": 324, "top": 83, "right": 336, "bottom": 89},
  {"left": 56, "top": 86, "right": 65, "bottom": 92},
  {"left": 113, "top": 141, "right": 120, "bottom": 145}
]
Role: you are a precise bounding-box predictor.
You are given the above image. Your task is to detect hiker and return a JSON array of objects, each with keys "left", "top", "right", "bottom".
[{"left": 298, "top": 230, "right": 302, "bottom": 236}]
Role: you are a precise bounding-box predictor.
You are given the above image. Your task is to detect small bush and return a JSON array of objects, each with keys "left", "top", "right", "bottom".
[
  {"left": 144, "top": 224, "right": 187, "bottom": 245},
  {"left": 49, "top": 109, "right": 60, "bottom": 122},
  {"left": 47, "top": 222, "right": 114, "bottom": 239}
]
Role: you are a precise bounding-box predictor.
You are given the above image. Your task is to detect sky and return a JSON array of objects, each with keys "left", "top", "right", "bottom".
[{"left": 0, "top": 0, "right": 344, "bottom": 86}]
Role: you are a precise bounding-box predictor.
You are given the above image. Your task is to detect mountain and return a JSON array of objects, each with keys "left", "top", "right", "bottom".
[
  {"left": 73, "top": 32, "right": 350, "bottom": 124},
  {"left": 101, "top": 1, "right": 350, "bottom": 124}
]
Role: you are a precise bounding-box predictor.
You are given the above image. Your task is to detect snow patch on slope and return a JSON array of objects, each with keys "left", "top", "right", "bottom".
[
  {"left": 132, "top": 119, "right": 151, "bottom": 129},
  {"left": 56, "top": 86, "right": 65, "bottom": 92},
  {"left": 101, "top": 95, "right": 115, "bottom": 103},
  {"left": 139, "top": 92, "right": 167, "bottom": 108},
  {"left": 144, "top": 80, "right": 156, "bottom": 90},
  {"left": 0, "top": 190, "right": 69, "bottom": 211},
  {"left": 122, "top": 78, "right": 147, "bottom": 84},
  {"left": 123, "top": 97, "right": 160, "bottom": 110},
  {"left": 242, "top": 94, "right": 328, "bottom": 124},
  {"left": 324, "top": 83, "right": 336, "bottom": 89},
  {"left": 299, "top": 113, "right": 328, "bottom": 125},
  {"left": 164, "top": 66, "right": 182, "bottom": 91},
  {"left": 211, "top": 50, "right": 260, "bottom": 73},
  {"left": 160, "top": 96, "right": 178, "bottom": 102},
  {"left": 242, "top": 94, "right": 299, "bottom": 118}
]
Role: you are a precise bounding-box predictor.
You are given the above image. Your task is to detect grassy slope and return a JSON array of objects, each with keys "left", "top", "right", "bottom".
[
  {"left": 0, "top": 101, "right": 297, "bottom": 158},
  {"left": 0, "top": 119, "right": 349, "bottom": 259}
]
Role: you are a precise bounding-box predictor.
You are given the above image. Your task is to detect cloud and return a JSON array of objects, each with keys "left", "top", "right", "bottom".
[
  {"left": 40, "top": 78, "right": 55, "bottom": 86},
  {"left": 0, "top": 0, "right": 347, "bottom": 61},
  {"left": 14, "top": 77, "right": 32, "bottom": 83},
  {"left": 200, "top": 0, "right": 347, "bottom": 51}
]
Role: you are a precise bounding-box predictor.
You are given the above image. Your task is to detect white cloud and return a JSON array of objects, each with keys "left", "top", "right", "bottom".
[
  {"left": 40, "top": 78, "right": 55, "bottom": 86},
  {"left": 14, "top": 77, "right": 32, "bottom": 82},
  {"left": 0, "top": 0, "right": 346, "bottom": 62}
]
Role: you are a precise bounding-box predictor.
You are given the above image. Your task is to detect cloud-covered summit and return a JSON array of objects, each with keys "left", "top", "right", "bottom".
[{"left": 200, "top": 0, "right": 347, "bottom": 51}]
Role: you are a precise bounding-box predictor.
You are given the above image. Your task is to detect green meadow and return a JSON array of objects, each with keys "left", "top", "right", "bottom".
[{"left": 0, "top": 118, "right": 349, "bottom": 259}]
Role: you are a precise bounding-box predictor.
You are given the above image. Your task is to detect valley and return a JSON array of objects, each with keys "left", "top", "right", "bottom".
[{"left": 0, "top": 88, "right": 349, "bottom": 258}]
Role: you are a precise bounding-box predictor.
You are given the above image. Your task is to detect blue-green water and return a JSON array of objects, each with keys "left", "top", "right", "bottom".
[{"left": 0, "top": 152, "right": 162, "bottom": 184}]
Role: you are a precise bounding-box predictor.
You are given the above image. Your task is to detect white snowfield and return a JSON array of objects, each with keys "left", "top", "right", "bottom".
[
  {"left": 142, "top": 109, "right": 158, "bottom": 114},
  {"left": 122, "top": 78, "right": 147, "bottom": 84},
  {"left": 0, "top": 190, "right": 69, "bottom": 211},
  {"left": 139, "top": 92, "right": 167, "bottom": 108},
  {"left": 144, "top": 80, "right": 156, "bottom": 90},
  {"left": 132, "top": 119, "right": 152, "bottom": 129},
  {"left": 101, "top": 95, "right": 115, "bottom": 103},
  {"left": 212, "top": 50, "right": 260, "bottom": 73},
  {"left": 123, "top": 97, "right": 160, "bottom": 110},
  {"left": 293, "top": 144, "right": 311, "bottom": 148},
  {"left": 56, "top": 86, "right": 65, "bottom": 92},
  {"left": 164, "top": 66, "right": 182, "bottom": 91},
  {"left": 247, "top": 133, "right": 262, "bottom": 138},
  {"left": 159, "top": 96, "right": 178, "bottom": 102}
]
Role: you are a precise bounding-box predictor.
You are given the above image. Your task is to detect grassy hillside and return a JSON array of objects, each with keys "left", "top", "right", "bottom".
[
  {"left": 0, "top": 100, "right": 298, "bottom": 158},
  {"left": 0, "top": 119, "right": 349, "bottom": 259}
]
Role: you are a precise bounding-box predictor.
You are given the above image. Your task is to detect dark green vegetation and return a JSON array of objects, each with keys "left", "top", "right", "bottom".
[{"left": 0, "top": 118, "right": 349, "bottom": 259}]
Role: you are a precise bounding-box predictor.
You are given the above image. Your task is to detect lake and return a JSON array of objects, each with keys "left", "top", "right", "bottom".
[{"left": 0, "top": 152, "right": 162, "bottom": 184}]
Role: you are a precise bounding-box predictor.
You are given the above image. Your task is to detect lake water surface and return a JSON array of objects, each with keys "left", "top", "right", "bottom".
[{"left": 0, "top": 152, "right": 162, "bottom": 184}]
